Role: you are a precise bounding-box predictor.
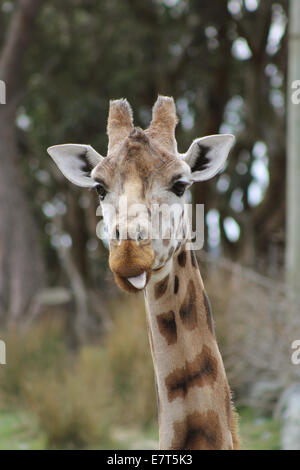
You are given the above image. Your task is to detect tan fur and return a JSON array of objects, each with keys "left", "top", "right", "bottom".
[
  {"left": 146, "top": 96, "right": 178, "bottom": 153},
  {"left": 99, "top": 97, "right": 239, "bottom": 448},
  {"left": 48, "top": 96, "right": 239, "bottom": 449},
  {"left": 107, "top": 99, "right": 134, "bottom": 152},
  {"left": 109, "top": 240, "right": 154, "bottom": 292},
  {"left": 145, "top": 248, "right": 239, "bottom": 449}
]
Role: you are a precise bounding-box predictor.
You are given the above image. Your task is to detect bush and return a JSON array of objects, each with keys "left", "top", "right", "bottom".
[
  {"left": 104, "top": 295, "right": 156, "bottom": 428},
  {"left": 24, "top": 349, "right": 109, "bottom": 448},
  {"left": 0, "top": 295, "right": 157, "bottom": 448}
]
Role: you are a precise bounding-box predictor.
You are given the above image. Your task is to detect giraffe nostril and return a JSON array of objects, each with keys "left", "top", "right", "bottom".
[
  {"left": 115, "top": 226, "right": 120, "bottom": 241},
  {"left": 137, "top": 228, "right": 147, "bottom": 242}
]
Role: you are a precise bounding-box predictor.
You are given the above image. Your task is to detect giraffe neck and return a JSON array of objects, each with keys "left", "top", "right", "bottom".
[{"left": 144, "top": 247, "right": 234, "bottom": 450}]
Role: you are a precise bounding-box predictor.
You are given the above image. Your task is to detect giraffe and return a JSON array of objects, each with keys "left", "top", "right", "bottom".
[{"left": 47, "top": 96, "right": 239, "bottom": 450}]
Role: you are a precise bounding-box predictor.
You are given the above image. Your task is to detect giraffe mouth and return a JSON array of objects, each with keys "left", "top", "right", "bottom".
[
  {"left": 127, "top": 272, "right": 147, "bottom": 289},
  {"left": 113, "top": 270, "right": 152, "bottom": 293},
  {"left": 109, "top": 240, "right": 154, "bottom": 293}
]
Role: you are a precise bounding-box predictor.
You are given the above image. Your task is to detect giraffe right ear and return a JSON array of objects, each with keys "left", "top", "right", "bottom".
[
  {"left": 181, "top": 134, "right": 235, "bottom": 182},
  {"left": 47, "top": 144, "right": 104, "bottom": 188}
]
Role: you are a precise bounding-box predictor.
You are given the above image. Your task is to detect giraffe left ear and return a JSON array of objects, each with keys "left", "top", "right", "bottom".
[
  {"left": 47, "top": 144, "right": 104, "bottom": 188},
  {"left": 181, "top": 134, "right": 235, "bottom": 182}
]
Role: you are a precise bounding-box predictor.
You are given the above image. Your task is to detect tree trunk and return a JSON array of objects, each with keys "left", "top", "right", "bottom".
[
  {"left": 0, "top": 106, "right": 46, "bottom": 325},
  {"left": 286, "top": 0, "right": 300, "bottom": 297},
  {"left": 278, "top": 0, "right": 300, "bottom": 451},
  {"left": 0, "top": 0, "right": 45, "bottom": 325}
]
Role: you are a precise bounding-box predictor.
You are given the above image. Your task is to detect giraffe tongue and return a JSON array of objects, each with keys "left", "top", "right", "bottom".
[{"left": 127, "top": 272, "right": 147, "bottom": 289}]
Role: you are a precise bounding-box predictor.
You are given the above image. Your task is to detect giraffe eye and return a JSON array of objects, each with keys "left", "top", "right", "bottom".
[
  {"left": 171, "top": 181, "right": 188, "bottom": 197},
  {"left": 93, "top": 183, "right": 107, "bottom": 200}
]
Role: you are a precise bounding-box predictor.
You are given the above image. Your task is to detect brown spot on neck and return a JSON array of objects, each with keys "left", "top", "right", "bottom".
[
  {"left": 157, "top": 310, "right": 177, "bottom": 345},
  {"left": 171, "top": 410, "right": 225, "bottom": 450},
  {"left": 174, "top": 275, "right": 179, "bottom": 294},
  {"left": 179, "top": 280, "right": 197, "bottom": 330},
  {"left": 154, "top": 274, "right": 169, "bottom": 299},
  {"left": 177, "top": 250, "right": 186, "bottom": 267},
  {"left": 165, "top": 344, "right": 218, "bottom": 402}
]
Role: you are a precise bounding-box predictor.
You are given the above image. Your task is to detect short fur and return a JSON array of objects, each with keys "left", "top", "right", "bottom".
[{"left": 47, "top": 95, "right": 239, "bottom": 450}]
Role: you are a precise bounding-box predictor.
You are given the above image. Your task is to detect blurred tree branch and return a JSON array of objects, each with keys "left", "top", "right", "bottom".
[
  {"left": 0, "top": 0, "right": 43, "bottom": 105},
  {"left": 0, "top": 0, "right": 46, "bottom": 325}
]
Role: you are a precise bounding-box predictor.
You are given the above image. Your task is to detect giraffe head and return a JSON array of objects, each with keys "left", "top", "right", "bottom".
[{"left": 48, "top": 96, "right": 234, "bottom": 292}]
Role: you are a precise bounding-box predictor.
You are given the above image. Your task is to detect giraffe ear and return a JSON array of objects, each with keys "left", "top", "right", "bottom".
[
  {"left": 181, "top": 134, "right": 235, "bottom": 182},
  {"left": 47, "top": 144, "right": 104, "bottom": 188}
]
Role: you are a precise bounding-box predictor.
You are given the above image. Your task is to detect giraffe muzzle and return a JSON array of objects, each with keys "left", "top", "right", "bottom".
[{"left": 109, "top": 240, "right": 154, "bottom": 292}]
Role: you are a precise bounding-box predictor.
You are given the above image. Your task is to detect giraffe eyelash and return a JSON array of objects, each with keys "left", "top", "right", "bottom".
[
  {"left": 170, "top": 180, "right": 190, "bottom": 197},
  {"left": 93, "top": 182, "right": 107, "bottom": 200}
]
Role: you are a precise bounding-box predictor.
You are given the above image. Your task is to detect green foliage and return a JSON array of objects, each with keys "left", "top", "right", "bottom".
[
  {"left": 0, "top": 306, "right": 281, "bottom": 449},
  {"left": 0, "top": 297, "right": 156, "bottom": 448},
  {"left": 103, "top": 296, "right": 157, "bottom": 428},
  {"left": 9, "top": 0, "right": 288, "bottom": 287},
  {"left": 0, "top": 410, "right": 46, "bottom": 450},
  {"left": 25, "top": 355, "right": 109, "bottom": 449},
  {"left": 238, "top": 407, "right": 280, "bottom": 450},
  {"left": 0, "top": 324, "right": 66, "bottom": 403}
]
